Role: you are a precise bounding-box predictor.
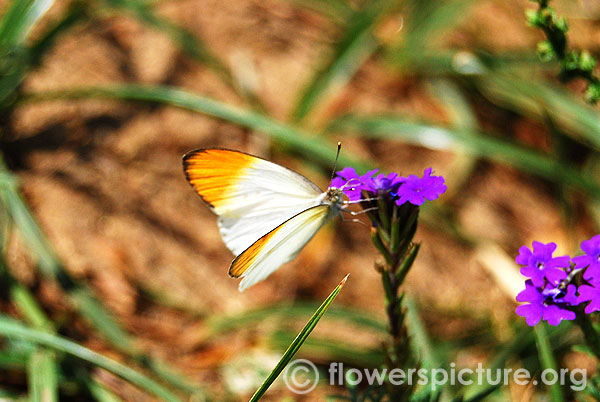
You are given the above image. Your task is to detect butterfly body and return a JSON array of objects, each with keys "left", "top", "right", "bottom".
[{"left": 183, "top": 148, "right": 344, "bottom": 291}]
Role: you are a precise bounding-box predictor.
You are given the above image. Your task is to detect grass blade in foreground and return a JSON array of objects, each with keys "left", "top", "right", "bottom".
[
  {"left": 0, "top": 0, "right": 55, "bottom": 47},
  {"left": 534, "top": 324, "right": 565, "bottom": 402},
  {"left": 0, "top": 159, "right": 200, "bottom": 394},
  {"left": 28, "top": 349, "right": 58, "bottom": 402},
  {"left": 249, "top": 274, "right": 349, "bottom": 402},
  {"left": 0, "top": 159, "right": 135, "bottom": 349},
  {"left": 0, "top": 316, "right": 180, "bottom": 402}
]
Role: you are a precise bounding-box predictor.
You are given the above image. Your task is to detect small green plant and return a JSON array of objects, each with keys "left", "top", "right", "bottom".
[{"left": 526, "top": 0, "right": 600, "bottom": 103}]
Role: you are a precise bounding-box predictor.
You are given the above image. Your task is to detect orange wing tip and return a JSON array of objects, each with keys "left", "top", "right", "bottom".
[
  {"left": 183, "top": 149, "right": 256, "bottom": 210},
  {"left": 339, "top": 273, "right": 350, "bottom": 287},
  {"left": 228, "top": 219, "right": 283, "bottom": 278},
  {"left": 228, "top": 260, "right": 246, "bottom": 278}
]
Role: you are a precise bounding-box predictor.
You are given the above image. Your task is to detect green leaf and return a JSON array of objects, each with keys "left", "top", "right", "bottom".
[
  {"left": 81, "top": 375, "right": 123, "bottom": 402},
  {"left": 291, "top": 0, "right": 393, "bottom": 123},
  {"left": 99, "top": 0, "right": 218, "bottom": 68},
  {"left": 97, "top": 0, "right": 263, "bottom": 108},
  {"left": 0, "top": 162, "right": 137, "bottom": 347},
  {"left": 0, "top": 0, "right": 55, "bottom": 47},
  {"left": 0, "top": 316, "right": 181, "bottom": 402},
  {"left": 474, "top": 73, "right": 600, "bottom": 150},
  {"left": 283, "top": 0, "right": 352, "bottom": 22},
  {"left": 22, "top": 85, "right": 373, "bottom": 172},
  {"left": 404, "top": 296, "right": 440, "bottom": 370},
  {"left": 206, "top": 302, "right": 386, "bottom": 339},
  {"left": 28, "top": 349, "right": 58, "bottom": 402},
  {"left": 404, "top": 296, "right": 445, "bottom": 400},
  {"left": 328, "top": 115, "right": 600, "bottom": 199},
  {"left": 269, "top": 331, "right": 384, "bottom": 368},
  {"left": 28, "top": 3, "right": 87, "bottom": 68},
  {"left": 11, "top": 285, "right": 54, "bottom": 333},
  {"left": 0, "top": 158, "right": 200, "bottom": 394},
  {"left": 389, "top": 0, "right": 474, "bottom": 68},
  {"left": 249, "top": 274, "right": 349, "bottom": 401},
  {"left": 459, "top": 385, "right": 500, "bottom": 402},
  {"left": 0, "top": 346, "right": 31, "bottom": 370}
]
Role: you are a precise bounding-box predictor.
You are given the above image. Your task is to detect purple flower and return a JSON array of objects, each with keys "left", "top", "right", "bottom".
[
  {"left": 332, "top": 168, "right": 401, "bottom": 201},
  {"left": 393, "top": 168, "right": 447, "bottom": 206},
  {"left": 333, "top": 166, "right": 446, "bottom": 207},
  {"left": 573, "top": 235, "right": 600, "bottom": 282},
  {"left": 362, "top": 172, "right": 402, "bottom": 194},
  {"left": 331, "top": 167, "right": 364, "bottom": 201},
  {"left": 516, "top": 281, "right": 577, "bottom": 326},
  {"left": 516, "top": 242, "right": 570, "bottom": 287},
  {"left": 577, "top": 283, "right": 600, "bottom": 314}
]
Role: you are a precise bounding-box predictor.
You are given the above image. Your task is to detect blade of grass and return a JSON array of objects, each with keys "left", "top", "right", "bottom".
[
  {"left": 22, "top": 85, "right": 373, "bottom": 171},
  {"left": 389, "top": 0, "right": 473, "bottom": 68},
  {"left": 475, "top": 73, "right": 600, "bottom": 150},
  {"left": 0, "top": 187, "right": 9, "bottom": 249},
  {"left": 0, "top": 0, "right": 54, "bottom": 47},
  {"left": 249, "top": 274, "right": 349, "bottom": 402},
  {"left": 461, "top": 323, "right": 570, "bottom": 400},
  {"left": 0, "top": 1, "right": 84, "bottom": 108},
  {"left": 404, "top": 295, "right": 445, "bottom": 401},
  {"left": 291, "top": 0, "right": 393, "bottom": 123},
  {"left": 459, "top": 385, "right": 500, "bottom": 402},
  {"left": 0, "top": 160, "right": 67, "bottom": 280},
  {"left": 0, "top": 347, "right": 31, "bottom": 370},
  {"left": 405, "top": 0, "right": 474, "bottom": 47},
  {"left": 0, "top": 315, "right": 181, "bottom": 402},
  {"left": 0, "top": 157, "right": 200, "bottom": 394},
  {"left": 0, "top": 249, "right": 54, "bottom": 333},
  {"left": 28, "top": 348, "right": 58, "bottom": 402},
  {"left": 426, "top": 79, "right": 479, "bottom": 198},
  {"left": 205, "top": 302, "right": 386, "bottom": 339},
  {"left": 96, "top": 0, "right": 269, "bottom": 110},
  {"left": 328, "top": 115, "right": 600, "bottom": 199},
  {"left": 283, "top": 0, "right": 352, "bottom": 23},
  {"left": 404, "top": 296, "right": 440, "bottom": 369},
  {"left": 28, "top": 2, "right": 87, "bottom": 67},
  {"left": 269, "top": 330, "right": 384, "bottom": 368},
  {"left": 0, "top": 386, "right": 22, "bottom": 399},
  {"left": 79, "top": 371, "right": 123, "bottom": 402},
  {"left": 1, "top": 254, "right": 129, "bottom": 402},
  {"left": 10, "top": 284, "right": 54, "bottom": 332},
  {"left": 534, "top": 324, "right": 565, "bottom": 402},
  {"left": 0, "top": 161, "right": 135, "bottom": 348},
  {"left": 99, "top": 0, "right": 226, "bottom": 75}
]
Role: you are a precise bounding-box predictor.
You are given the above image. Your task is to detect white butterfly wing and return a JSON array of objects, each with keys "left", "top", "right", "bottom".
[
  {"left": 229, "top": 205, "right": 334, "bottom": 291},
  {"left": 183, "top": 149, "right": 325, "bottom": 255}
]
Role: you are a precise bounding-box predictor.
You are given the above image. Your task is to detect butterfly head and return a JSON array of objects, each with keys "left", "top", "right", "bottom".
[{"left": 325, "top": 186, "right": 344, "bottom": 205}]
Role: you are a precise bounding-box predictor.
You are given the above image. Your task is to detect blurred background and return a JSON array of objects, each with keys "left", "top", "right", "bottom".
[{"left": 1, "top": 0, "right": 600, "bottom": 400}]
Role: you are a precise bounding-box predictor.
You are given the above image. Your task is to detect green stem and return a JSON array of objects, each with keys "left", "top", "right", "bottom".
[
  {"left": 576, "top": 311, "right": 600, "bottom": 358},
  {"left": 534, "top": 324, "right": 565, "bottom": 402}
]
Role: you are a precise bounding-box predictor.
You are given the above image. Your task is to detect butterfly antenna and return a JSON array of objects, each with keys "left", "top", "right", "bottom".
[{"left": 330, "top": 141, "right": 342, "bottom": 183}]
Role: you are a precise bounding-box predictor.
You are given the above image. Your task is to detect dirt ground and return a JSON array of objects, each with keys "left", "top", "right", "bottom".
[{"left": 2, "top": 0, "right": 598, "bottom": 400}]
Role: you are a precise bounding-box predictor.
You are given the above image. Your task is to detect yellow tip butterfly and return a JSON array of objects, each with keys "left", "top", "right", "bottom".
[{"left": 183, "top": 148, "right": 345, "bottom": 291}]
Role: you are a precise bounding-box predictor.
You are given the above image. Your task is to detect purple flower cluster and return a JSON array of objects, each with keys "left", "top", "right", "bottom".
[
  {"left": 331, "top": 167, "right": 447, "bottom": 206},
  {"left": 515, "top": 236, "right": 600, "bottom": 326}
]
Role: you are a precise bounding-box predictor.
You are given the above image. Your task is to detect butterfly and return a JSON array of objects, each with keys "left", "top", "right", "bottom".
[{"left": 183, "top": 148, "right": 347, "bottom": 291}]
